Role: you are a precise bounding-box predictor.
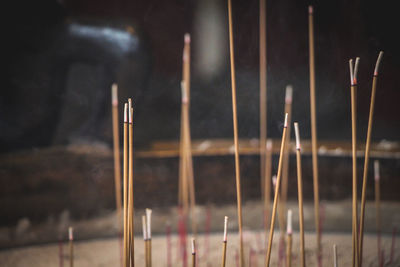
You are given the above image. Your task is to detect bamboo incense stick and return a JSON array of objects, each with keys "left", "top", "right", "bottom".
[
  {"left": 123, "top": 103, "right": 128, "bottom": 267},
  {"left": 128, "top": 101, "right": 135, "bottom": 267},
  {"left": 191, "top": 238, "right": 196, "bottom": 267},
  {"left": 221, "top": 216, "right": 228, "bottom": 267},
  {"left": 286, "top": 210, "right": 293, "bottom": 267},
  {"left": 264, "top": 140, "right": 272, "bottom": 243},
  {"left": 308, "top": 6, "right": 321, "bottom": 259},
  {"left": 333, "top": 244, "right": 338, "bottom": 267},
  {"left": 179, "top": 81, "right": 189, "bottom": 213},
  {"left": 227, "top": 0, "right": 244, "bottom": 265},
  {"left": 142, "top": 215, "right": 148, "bottom": 267},
  {"left": 358, "top": 51, "right": 383, "bottom": 266},
  {"left": 294, "top": 122, "right": 305, "bottom": 267},
  {"left": 259, "top": 0, "right": 268, "bottom": 201},
  {"left": 349, "top": 57, "right": 360, "bottom": 267},
  {"left": 111, "top": 84, "right": 123, "bottom": 236},
  {"left": 374, "top": 160, "right": 381, "bottom": 264},
  {"left": 265, "top": 113, "right": 288, "bottom": 267},
  {"left": 281, "top": 85, "right": 293, "bottom": 224},
  {"left": 146, "top": 209, "right": 152, "bottom": 267},
  {"left": 68, "top": 227, "right": 74, "bottom": 267}
]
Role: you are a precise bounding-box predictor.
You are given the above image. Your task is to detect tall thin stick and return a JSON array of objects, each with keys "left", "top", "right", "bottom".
[
  {"left": 191, "top": 238, "right": 196, "bottom": 267},
  {"left": 112, "top": 84, "right": 123, "bottom": 237},
  {"left": 308, "top": 6, "right": 321, "bottom": 260},
  {"left": 142, "top": 215, "right": 148, "bottom": 267},
  {"left": 221, "top": 216, "right": 228, "bottom": 267},
  {"left": 128, "top": 101, "right": 135, "bottom": 267},
  {"left": 281, "top": 86, "right": 293, "bottom": 221},
  {"left": 286, "top": 209, "right": 293, "bottom": 267},
  {"left": 264, "top": 140, "right": 273, "bottom": 243},
  {"left": 358, "top": 51, "right": 383, "bottom": 266},
  {"left": 227, "top": 0, "right": 244, "bottom": 265},
  {"left": 146, "top": 209, "right": 152, "bottom": 267},
  {"left": 123, "top": 103, "right": 128, "bottom": 267},
  {"left": 349, "top": 57, "right": 360, "bottom": 267},
  {"left": 68, "top": 227, "right": 74, "bottom": 267},
  {"left": 259, "top": 0, "right": 268, "bottom": 200},
  {"left": 374, "top": 160, "right": 381, "bottom": 264},
  {"left": 265, "top": 113, "right": 288, "bottom": 267},
  {"left": 294, "top": 122, "right": 306, "bottom": 267}
]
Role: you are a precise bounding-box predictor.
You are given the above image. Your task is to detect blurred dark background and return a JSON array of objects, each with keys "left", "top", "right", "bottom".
[{"left": 1, "top": 0, "right": 399, "bottom": 236}]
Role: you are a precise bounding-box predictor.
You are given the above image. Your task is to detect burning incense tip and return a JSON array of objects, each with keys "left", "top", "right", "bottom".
[
  {"left": 68, "top": 227, "right": 73, "bottom": 241},
  {"left": 349, "top": 59, "right": 354, "bottom": 84},
  {"left": 284, "top": 113, "right": 288, "bottom": 128},
  {"left": 287, "top": 209, "right": 293, "bottom": 235},
  {"left": 124, "top": 103, "right": 128, "bottom": 123},
  {"left": 129, "top": 107, "right": 133, "bottom": 124},
  {"left": 142, "top": 215, "right": 148, "bottom": 240},
  {"left": 272, "top": 175, "right": 277, "bottom": 189},
  {"left": 184, "top": 33, "right": 191, "bottom": 44},
  {"left": 374, "top": 160, "right": 380, "bottom": 181},
  {"left": 146, "top": 208, "right": 152, "bottom": 239},
  {"left": 223, "top": 216, "right": 228, "bottom": 242},
  {"left": 112, "top": 83, "right": 118, "bottom": 106},
  {"left": 308, "top": 5, "right": 313, "bottom": 14},
  {"left": 294, "top": 122, "right": 301, "bottom": 150},
  {"left": 354, "top": 57, "right": 360, "bottom": 84},
  {"left": 285, "top": 85, "right": 293, "bottom": 104},
  {"left": 266, "top": 139, "right": 272, "bottom": 151},
  {"left": 191, "top": 237, "right": 196, "bottom": 254},
  {"left": 374, "top": 51, "right": 384, "bottom": 76}
]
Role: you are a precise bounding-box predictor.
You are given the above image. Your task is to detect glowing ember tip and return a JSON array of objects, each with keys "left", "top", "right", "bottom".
[
  {"left": 374, "top": 160, "right": 380, "bottom": 181},
  {"left": 223, "top": 216, "right": 228, "bottom": 242},
  {"left": 124, "top": 103, "right": 128, "bottom": 123},
  {"left": 285, "top": 85, "right": 293, "bottom": 104},
  {"left": 284, "top": 113, "right": 288, "bottom": 128},
  {"left": 287, "top": 209, "right": 293, "bottom": 235},
  {"left": 191, "top": 237, "right": 196, "bottom": 254},
  {"left": 374, "top": 51, "right": 384, "bottom": 76},
  {"left": 112, "top": 83, "right": 118, "bottom": 106},
  {"left": 68, "top": 227, "right": 73, "bottom": 241},
  {"left": 142, "top": 215, "right": 147, "bottom": 240},
  {"left": 294, "top": 122, "right": 301, "bottom": 150},
  {"left": 308, "top": 6, "right": 313, "bottom": 14},
  {"left": 184, "top": 33, "right": 191, "bottom": 44},
  {"left": 146, "top": 208, "right": 152, "bottom": 239}
]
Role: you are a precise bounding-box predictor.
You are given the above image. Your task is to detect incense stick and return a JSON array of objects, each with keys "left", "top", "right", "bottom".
[
  {"left": 264, "top": 140, "right": 272, "bottom": 244},
  {"left": 142, "top": 215, "right": 148, "bottom": 267},
  {"left": 374, "top": 160, "right": 381, "bottom": 264},
  {"left": 358, "top": 51, "right": 383, "bottom": 266},
  {"left": 127, "top": 102, "right": 135, "bottom": 267},
  {"left": 111, "top": 84, "right": 123, "bottom": 231},
  {"left": 333, "top": 244, "right": 338, "bottom": 267},
  {"left": 265, "top": 113, "right": 288, "bottom": 267},
  {"left": 349, "top": 57, "right": 360, "bottom": 267},
  {"left": 146, "top": 209, "right": 152, "bottom": 267},
  {"left": 259, "top": 0, "right": 268, "bottom": 201},
  {"left": 191, "top": 238, "right": 196, "bottom": 267},
  {"left": 286, "top": 210, "right": 293, "bottom": 267},
  {"left": 227, "top": 0, "right": 244, "bottom": 265},
  {"left": 281, "top": 85, "right": 293, "bottom": 226},
  {"left": 294, "top": 122, "right": 305, "bottom": 267},
  {"left": 180, "top": 81, "right": 189, "bottom": 213},
  {"left": 221, "top": 216, "right": 228, "bottom": 267},
  {"left": 123, "top": 103, "right": 128, "bottom": 267},
  {"left": 68, "top": 227, "right": 74, "bottom": 267},
  {"left": 308, "top": 6, "right": 321, "bottom": 260}
]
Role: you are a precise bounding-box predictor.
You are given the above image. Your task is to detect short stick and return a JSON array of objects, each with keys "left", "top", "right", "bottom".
[
  {"left": 358, "top": 52, "right": 383, "bottom": 266},
  {"left": 286, "top": 210, "right": 293, "bottom": 267},
  {"left": 308, "top": 6, "right": 321, "bottom": 260},
  {"left": 221, "top": 216, "right": 228, "bottom": 267},
  {"left": 265, "top": 113, "right": 289, "bottom": 267},
  {"left": 68, "top": 227, "right": 74, "bottom": 267},
  {"left": 227, "top": 0, "right": 244, "bottom": 265},
  {"left": 294, "top": 122, "right": 306, "bottom": 267}
]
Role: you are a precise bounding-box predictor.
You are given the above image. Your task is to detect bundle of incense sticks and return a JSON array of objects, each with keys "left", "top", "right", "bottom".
[
  {"left": 265, "top": 113, "right": 288, "bottom": 267},
  {"left": 358, "top": 51, "right": 383, "bottom": 266},
  {"left": 286, "top": 210, "right": 293, "bottom": 267},
  {"left": 221, "top": 216, "right": 228, "bottom": 267},
  {"left": 122, "top": 99, "right": 135, "bottom": 267},
  {"left": 294, "top": 122, "right": 306, "bottom": 267},
  {"left": 178, "top": 33, "right": 197, "bottom": 237},
  {"left": 68, "top": 227, "right": 73, "bottom": 267},
  {"left": 308, "top": 6, "right": 321, "bottom": 261},
  {"left": 349, "top": 57, "right": 360, "bottom": 267}
]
